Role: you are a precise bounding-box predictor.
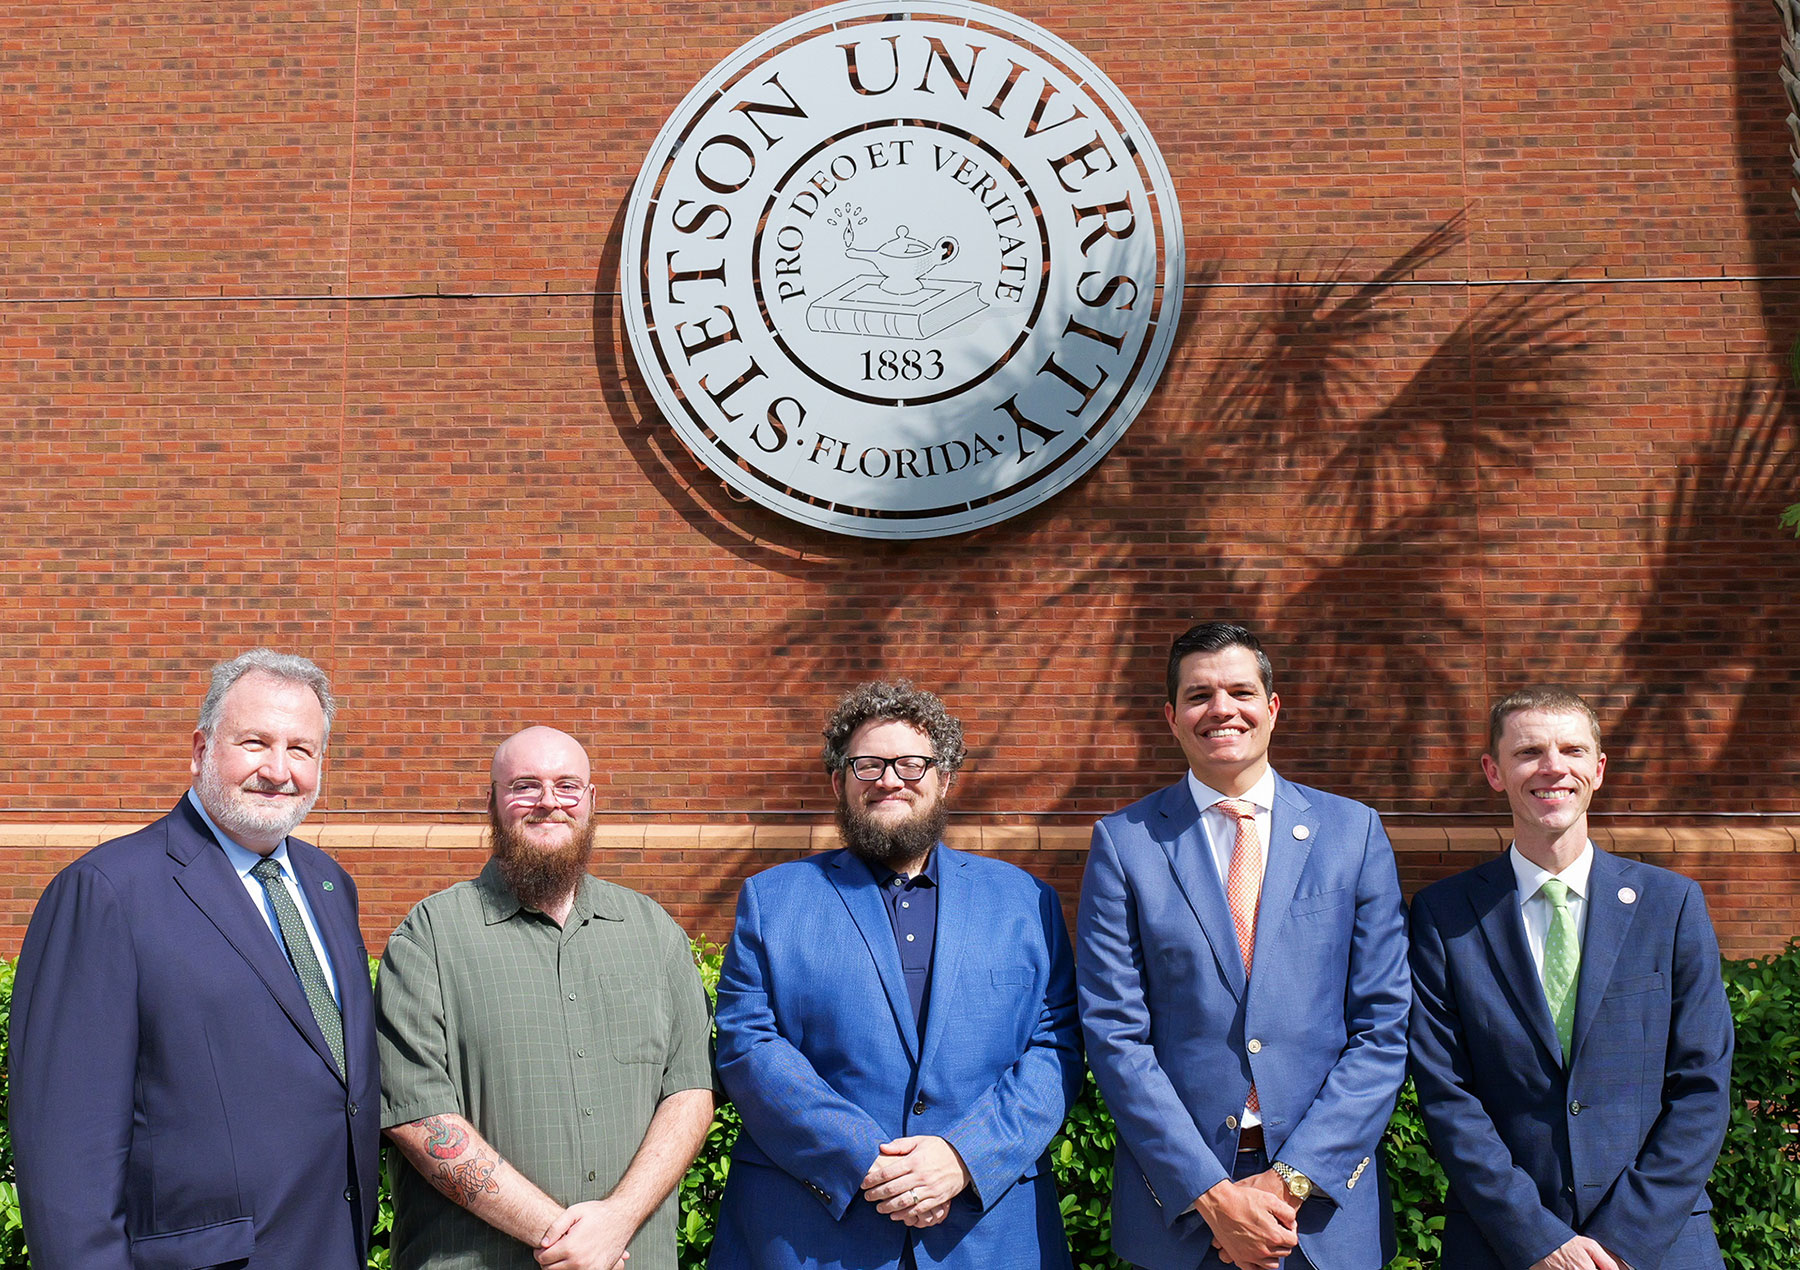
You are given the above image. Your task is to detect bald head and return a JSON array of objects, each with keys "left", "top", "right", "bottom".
[{"left": 492, "top": 726, "right": 591, "bottom": 787}]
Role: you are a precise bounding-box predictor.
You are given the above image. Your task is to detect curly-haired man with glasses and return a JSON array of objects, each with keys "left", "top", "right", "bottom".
[{"left": 709, "top": 680, "right": 1084, "bottom": 1270}]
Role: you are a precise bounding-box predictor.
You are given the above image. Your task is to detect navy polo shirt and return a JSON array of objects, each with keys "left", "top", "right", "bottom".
[{"left": 864, "top": 849, "right": 940, "bottom": 1031}]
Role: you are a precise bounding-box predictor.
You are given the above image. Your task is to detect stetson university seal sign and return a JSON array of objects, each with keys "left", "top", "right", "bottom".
[{"left": 622, "top": 0, "right": 1184, "bottom": 539}]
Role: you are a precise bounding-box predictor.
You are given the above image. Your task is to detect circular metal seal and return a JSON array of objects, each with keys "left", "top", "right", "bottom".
[{"left": 622, "top": 0, "right": 1184, "bottom": 539}]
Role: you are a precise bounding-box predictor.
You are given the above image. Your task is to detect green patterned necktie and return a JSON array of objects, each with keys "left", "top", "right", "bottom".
[
  {"left": 1539, "top": 877, "right": 1579, "bottom": 1061},
  {"left": 251, "top": 856, "right": 346, "bottom": 1078}
]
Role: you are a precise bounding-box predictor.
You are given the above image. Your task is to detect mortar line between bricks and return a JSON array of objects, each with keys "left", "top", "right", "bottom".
[{"left": 5, "top": 274, "right": 1799, "bottom": 306}]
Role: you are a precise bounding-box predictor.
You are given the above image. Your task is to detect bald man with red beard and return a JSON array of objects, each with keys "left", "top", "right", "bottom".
[{"left": 377, "top": 726, "right": 715, "bottom": 1270}]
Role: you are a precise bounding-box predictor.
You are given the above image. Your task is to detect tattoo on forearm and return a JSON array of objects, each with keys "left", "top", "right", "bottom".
[
  {"left": 421, "top": 1115, "right": 469, "bottom": 1160},
  {"left": 434, "top": 1155, "right": 501, "bottom": 1206}
]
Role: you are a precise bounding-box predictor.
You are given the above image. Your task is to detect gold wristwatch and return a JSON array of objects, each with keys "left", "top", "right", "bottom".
[{"left": 1271, "top": 1161, "right": 1313, "bottom": 1202}]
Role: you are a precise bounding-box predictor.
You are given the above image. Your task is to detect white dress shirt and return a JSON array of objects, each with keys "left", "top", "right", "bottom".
[
  {"left": 1185, "top": 766, "right": 1279, "bottom": 1128},
  {"left": 188, "top": 789, "right": 341, "bottom": 1004},
  {"left": 1509, "top": 840, "right": 1594, "bottom": 987}
]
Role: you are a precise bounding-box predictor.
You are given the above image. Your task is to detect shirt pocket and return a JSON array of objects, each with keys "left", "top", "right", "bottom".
[{"left": 598, "top": 972, "right": 671, "bottom": 1064}]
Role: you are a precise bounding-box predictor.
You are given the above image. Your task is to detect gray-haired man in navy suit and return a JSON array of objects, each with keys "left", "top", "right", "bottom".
[{"left": 12, "top": 649, "right": 380, "bottom": 1269}]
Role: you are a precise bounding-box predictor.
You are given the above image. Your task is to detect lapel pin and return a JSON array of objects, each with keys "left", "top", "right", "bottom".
[
  {"left": 1617, "top": 886, "right": 1635, "bottom": 904},
  {"left": 322, "top": 881, "right": 335, "bottom": 892},
  {"left": 1293, "top": 825, "right": 1310, "bottom": 840}
]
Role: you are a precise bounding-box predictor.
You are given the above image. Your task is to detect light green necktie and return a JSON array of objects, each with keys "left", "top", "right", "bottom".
[{"left": 1539, "top": 877, "right": 1579, "bottom": 1061}]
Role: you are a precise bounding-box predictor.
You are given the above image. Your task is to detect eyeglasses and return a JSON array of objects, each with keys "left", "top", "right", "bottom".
[
  {"left": 845, "top": 755, "right": 937, "bottom": 782},
  {"left": 497, "top": 778, "right": 591, "bottom": 807}
]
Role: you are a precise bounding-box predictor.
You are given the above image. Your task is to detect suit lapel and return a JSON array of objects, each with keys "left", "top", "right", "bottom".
[
  {"left": 1155, "top": 782, "right": 1246, "bottom": 996},
  {"left": 916, "top": 845, "right": 969, "bottom": 1075},
  {"left": 1468, "top": 853, "right": 1565, "bottom": 1064},
  {"left": 1570, "top": 848, "right": 1636, "bottom": 1067},
  {"left": 826, "top": 851, "right": 920, "bottom": 1061},
  {"left": 167, "top": 799, "right": 344, "bottom": 1081},
  {"left": 1255, "top": 777, "right": 1314, "bottom": 971}
]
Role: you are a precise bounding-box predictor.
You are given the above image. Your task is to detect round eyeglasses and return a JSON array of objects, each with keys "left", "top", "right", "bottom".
[
  {"left": 497, "top": 778, "right": 591, "bottom": 807},
  {"left": 845, "top": 755, "right": 937, "bottom": 782}
]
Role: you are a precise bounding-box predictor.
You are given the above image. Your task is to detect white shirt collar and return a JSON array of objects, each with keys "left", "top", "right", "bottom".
[
  {"left": 1185, "top": 766, "right": 1277, "bottom": 817},
  {"left": 1509, "top": 839, "right": 1595, "bottom": 907},
  {"left": 187, "top": 788, "right": 293, "bottom": 879}
]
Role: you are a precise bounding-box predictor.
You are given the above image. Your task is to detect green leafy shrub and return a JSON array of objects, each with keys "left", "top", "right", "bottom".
[
  {"left": 0, "top": 958, "right": 22, "bottom": 1269},
  {"left": 0, "top": 939, "right": 1795, "bottom": 1270},
  {"left": 1714, "top": 940, "right": 1800, "bottom": 1267}
]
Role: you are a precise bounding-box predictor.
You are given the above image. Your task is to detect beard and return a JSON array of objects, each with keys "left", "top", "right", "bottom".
[
  {"left": 196, "top": 748, "right": 319, "bottom": 845},
  {"left": 488, "top": 802, "right": 597, "bottom": 913},
  {"left": 835, "top": 788, "right": 949, "bottom": 871}
]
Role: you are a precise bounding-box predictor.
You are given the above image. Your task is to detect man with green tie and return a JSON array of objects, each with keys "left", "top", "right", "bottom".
[{"left": 1407, "top": 687, "right": 1735, "bottom": 1270}]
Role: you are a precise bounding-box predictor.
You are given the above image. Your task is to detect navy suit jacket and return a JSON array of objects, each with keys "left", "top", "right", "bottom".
[
  {"left": 1076, "top": 774, "right": 1411, "bottom": 1270},
  {"left": 1411, "top": 845, "right": 1735, "bottom": 1266},
  {"left": 10, "top": 798, "right": 381, "bottom": 1270},
  {"left": 1408, "top": 847, "right": 1733, "bottom": 1270},
  {"left": 708, "top": 845, "right": 1082, "bottom": 1270}
]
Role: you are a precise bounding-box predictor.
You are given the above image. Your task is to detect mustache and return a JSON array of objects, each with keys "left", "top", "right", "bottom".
[{"left": 241, "top": 777, "right": 301, "bottom": 795}]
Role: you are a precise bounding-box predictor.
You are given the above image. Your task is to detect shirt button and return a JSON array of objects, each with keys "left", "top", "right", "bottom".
[
  {"left": 589, "top": 1171, "right": 597, "bottom": 1182},
  {"left": 568, "top": 992, "right": 577, "bottom": 1001},
  {"left": 913, "top": 1099, "right": 927, "bottom": 1115},
  {"left": 905, "top": 933, "right": 916, "bottom": 942},
  {"left": 1569, "top": 1101, "right": 1583, "bottom": 1116},
  {"left": 577, "top": 1049, "right": 586, "bottom": 1058},
  {"left": 1247, "top": 1039, "right": 1262, "bottom": 1054},
  {"left": 584, "top": 1108, "right": 593, "bottom": 1117},
  {"left": 901, "top": 901, "right": 910, "bottom": 909}
]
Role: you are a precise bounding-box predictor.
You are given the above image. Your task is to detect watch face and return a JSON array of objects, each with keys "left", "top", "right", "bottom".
[{"left": 1277, "top": 1165, "right": 1311, "bottom": 1198}]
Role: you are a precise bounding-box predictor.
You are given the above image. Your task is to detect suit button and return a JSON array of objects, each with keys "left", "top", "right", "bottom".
[
  {"left": 913, "top": 1099, "right": 927, "bottom": 1115},
  {"left": 344, "top": 1188, "right": 355, "bottom": 1203},
  {"left": 348, "top": 1102, "right": 359, "bottom": 1116},
  {"left": 1225, "top": 1115, "right": 1238, "bottom": 1130},
  {"left": 1569, "top": 1101, "right": 1583, "bottom": 1116},
  {"left": 1246, "top": 1039, "right": 1262, "bottom": 1054}
]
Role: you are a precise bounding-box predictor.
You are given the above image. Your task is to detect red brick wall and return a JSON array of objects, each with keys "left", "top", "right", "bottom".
[{"left": 4, "top": 1, "right": 1798, "bottom": 954}]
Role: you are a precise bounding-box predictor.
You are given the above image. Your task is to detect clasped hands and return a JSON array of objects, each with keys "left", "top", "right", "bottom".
[
  {"left": 1196, "top": 1169, "right": 1301, "bottom": 1270},
  {"left": 860, "top": 1135, "right": 971, "bottom": 1229},
  {"left": 536, "top": 1197, "right": 633, "bottom": 1270},
  {"left": 1530, "top": 1235, "right": 1628, "bottom": 1270}
]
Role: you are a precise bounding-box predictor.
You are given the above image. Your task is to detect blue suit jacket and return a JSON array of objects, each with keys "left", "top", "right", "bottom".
[
  {"left": 708, "top": 845, "right": 1082, "bottom": 1270},
  {"left": 10, "top": 799, "right": 381, "bottom": 1270},
  {"left": 1076, "top": 774, "right": 1410, "bottom": 1270},
  {"left": 1407, "top": 847, "right": 1733, "bottom": 1270}
]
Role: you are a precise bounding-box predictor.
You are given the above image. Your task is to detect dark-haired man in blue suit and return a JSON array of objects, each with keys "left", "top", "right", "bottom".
[
  {"left": 1078, "top": 622, "right": 1410, "bottom": 1270},
  {"left": 1408, "top": 686, "right": 1733, "bottom": 1270},
  {"left": 709, "top": 680, "right": 1082, "bottom": 1270},
  {"left": 11, "top": 650, "right": 380, "bottom": 1269}
]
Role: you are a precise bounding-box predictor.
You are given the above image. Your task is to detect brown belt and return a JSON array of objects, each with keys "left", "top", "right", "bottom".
[{"left": 1236, "top": 1124, "right": 1266, "bottom": 1153}]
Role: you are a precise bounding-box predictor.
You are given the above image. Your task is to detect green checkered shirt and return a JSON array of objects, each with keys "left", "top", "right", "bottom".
[{"left": 377, "top": 860, "right": 713, "bottom": 1270}]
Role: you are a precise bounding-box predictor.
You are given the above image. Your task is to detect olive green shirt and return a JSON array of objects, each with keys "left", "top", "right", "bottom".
[{"left": 377, "top": 860, "right": 713, "bottom": 1270}]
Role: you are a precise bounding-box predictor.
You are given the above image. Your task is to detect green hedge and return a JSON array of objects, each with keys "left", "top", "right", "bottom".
[{"left": 2, "top": 941, "right": 1796, "bottom": 1270}]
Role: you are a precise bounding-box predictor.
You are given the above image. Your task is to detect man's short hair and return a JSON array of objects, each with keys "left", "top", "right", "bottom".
[
  {"left": 197, "top": 649, "right": 337, "bottom": 739},
  {"left": 1165, "top": 622, "right": 1273, "bottom": 703},
  {"left": 821, "top": 680, "right": 967, "bottom": 777},
  {"left": 1486, "top": 685, "right": 1601, "bottom": 757}
]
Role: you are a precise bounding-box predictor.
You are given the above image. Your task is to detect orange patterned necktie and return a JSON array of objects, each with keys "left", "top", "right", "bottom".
[{"left": 1216, "top": 797, "right": 1263, "bottom": 1111}]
